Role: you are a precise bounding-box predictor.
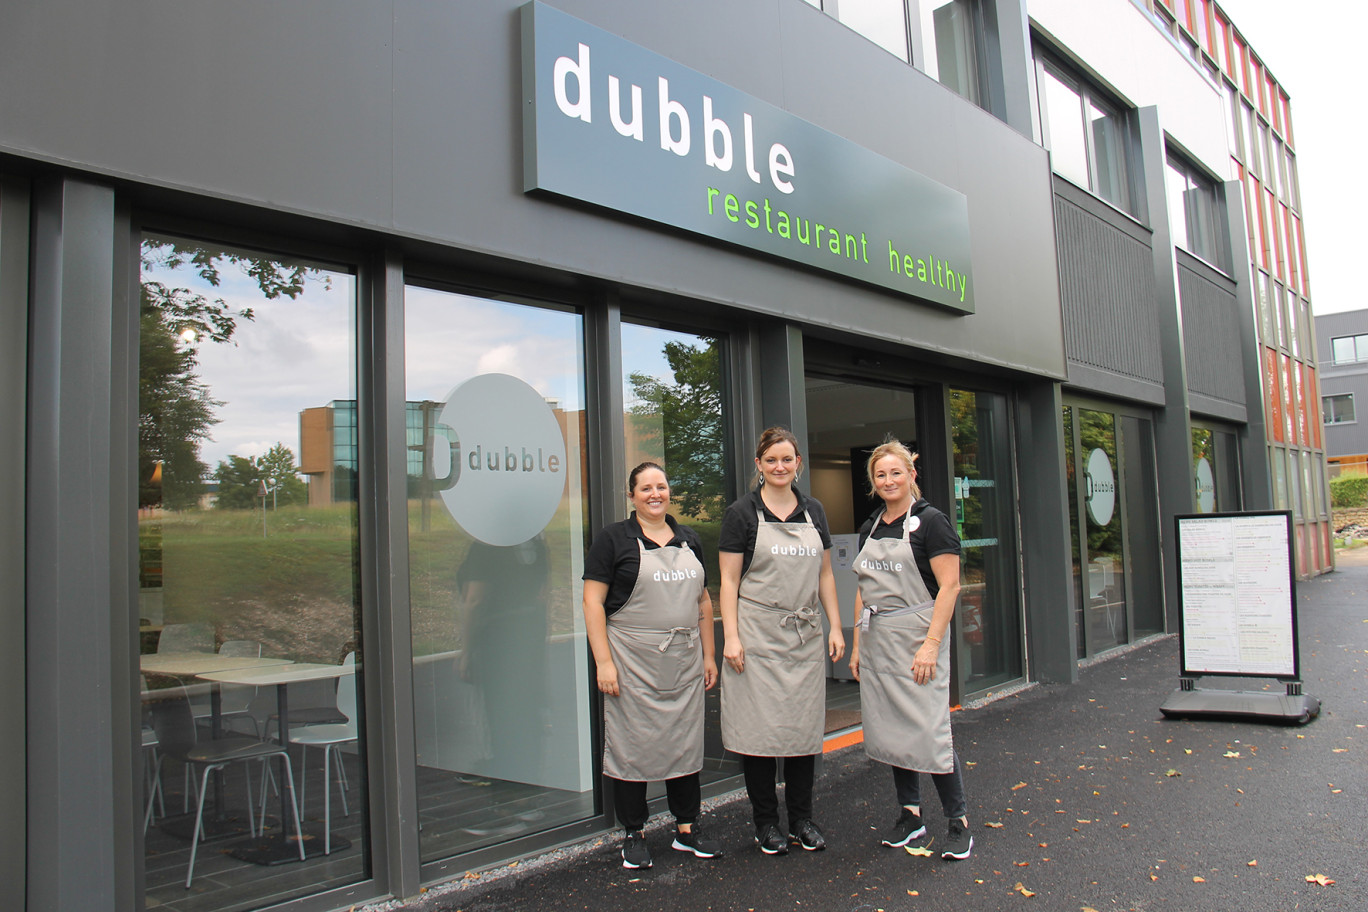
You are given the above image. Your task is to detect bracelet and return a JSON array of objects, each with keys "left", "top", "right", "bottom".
[{"left": 925, "top": 634, "right": 942, "bottom": 645}]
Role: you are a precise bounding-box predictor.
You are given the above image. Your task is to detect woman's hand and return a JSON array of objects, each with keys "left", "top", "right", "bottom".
[
  {"left": 848, "top": 643, "right": 861, "bottom": 682},
  {"left": 723, "top": 638, "right": 745, "bottom": 674},
  {"left": 597, "top": 660, "right": 620, "bottom": 697},
  {"left": 702, "top": 657, "right": 718, "bottom": 690},
  {"left": 828, "top": 627, "right": 846, "bottom": 662},
  {"left": 911, "top": 639, "right": 938, "bottom": 685}
]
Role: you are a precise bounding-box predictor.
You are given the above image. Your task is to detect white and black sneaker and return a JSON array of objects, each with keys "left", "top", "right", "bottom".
[
  {"left": 621, "top": 830, "right": 652, "bottom": 869},
  {"left": 672, "top": 826, "right": 722, "bottom": 858},
  {"left": 881, "top": 808, "right": 927, "bottom": 848},
  {"left": 941, "top": 818, "right": 973, "bottom": 860}
]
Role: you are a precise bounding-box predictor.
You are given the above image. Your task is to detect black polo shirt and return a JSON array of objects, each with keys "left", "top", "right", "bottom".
[
  {"left": 718, "top": 487, "right": 833, "bottom": 577},
  {"left": 583, "top": 513, "right": 709, "bottom": 616},
  {"left": 856, "top": 499, "right": 961, "bottom": 597}
]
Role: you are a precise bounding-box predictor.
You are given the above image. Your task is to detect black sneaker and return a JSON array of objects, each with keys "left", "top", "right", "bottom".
[
  {"left": 941, "top": 818, "right": 973, "bottom": 860},
  {"left": 621, "top": 830, "right": 652, "bottom": 869},
  {"left": 755, "top": 823, "right": 789, "bottom": 855},
  {"left": 789, "top": 818, "right": 826, "bottom": 851},
  {"left": 881, "top": 808, "right": 927, "bottom": 847},
  {"left": 672, "top": 826, "right": 721, "bottom": 858}
]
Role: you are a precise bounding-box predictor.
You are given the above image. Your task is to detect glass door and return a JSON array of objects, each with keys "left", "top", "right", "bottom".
[{"left": 949, "top": 389, "right": 1022, "bottom": 694}]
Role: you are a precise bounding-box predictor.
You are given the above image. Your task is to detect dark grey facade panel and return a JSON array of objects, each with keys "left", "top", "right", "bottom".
[
  {"left": 1177, "top": 255, "right": 1245, "bottom": 412},
  {"left": 1311, "top": 311, "right": 1368, "bottom": 458},
  {"left": 1054, "top": 192, "right": 1163, "bottom": 388},
  {"left": 0, "top": 0, "right": 1065, "bottom": 380}
]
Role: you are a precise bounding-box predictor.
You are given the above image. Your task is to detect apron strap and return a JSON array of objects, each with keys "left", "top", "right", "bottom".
[
  {"left": 658, "top": 627, "right": 699, "bottom": 652},
  {"left": 779, "top": 605, "right": 822, "bottom": 643}
]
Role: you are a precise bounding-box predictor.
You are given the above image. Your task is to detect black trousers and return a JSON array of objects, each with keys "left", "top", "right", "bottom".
[
  {"left": 611, "top": 773, "right": 701, "bottom": 832},
  {"left": 890, "top": 750, "right": 967, "bottom": 820},
  {"left": 740, "top": 753, "right": 815, "bottom": 831}
]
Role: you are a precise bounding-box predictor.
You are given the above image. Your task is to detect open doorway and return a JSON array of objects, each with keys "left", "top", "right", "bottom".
[{"left": 804, "top": 376, "right": 922, "bottom": 733}]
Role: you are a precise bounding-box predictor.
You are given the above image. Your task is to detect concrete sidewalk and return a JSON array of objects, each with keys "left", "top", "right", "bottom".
[{"left": 370, "top": 556, "right": 1367, "bottom": 912}]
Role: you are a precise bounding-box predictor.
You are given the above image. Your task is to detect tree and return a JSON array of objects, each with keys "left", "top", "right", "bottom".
[
  {"left": 139, "top": 237, "right": 322, "bottom": 509},
  {"left": 213, "top": 444, "right": 307, "bottom": 510},
  {"left": 628, "top": 338, "right": 726, "bottom": 518}
]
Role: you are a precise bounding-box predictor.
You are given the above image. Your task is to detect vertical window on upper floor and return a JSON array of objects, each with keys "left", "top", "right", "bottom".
[
  {"left": 918, "top": 0, "right": 985, "bottom": 106},
  {"left": 1224, "top": 82, "right": 1242, "bottom": 160},
  {"left": 1039, "top": 59, "right": 1136, "bottom": 215},
  {"left": 837, "top": 0, "right": 912, "bottom": 62},
  {"left": 1244, "top": 103, "right": 1260, "bottom": 178},
  {"left": 1165, "top": 153, "right": 1227, "bottom": 269}
]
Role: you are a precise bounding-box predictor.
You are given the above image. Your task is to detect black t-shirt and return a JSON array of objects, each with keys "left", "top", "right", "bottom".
[
  {"left": 719, "top": 487, "right": 833, "bottom": 577},
  {"left": 583, "top": 513, "right": 709, "bottom": 616},
  {"left": 856, "top": 499, "right": 961, "bottom": 597}
]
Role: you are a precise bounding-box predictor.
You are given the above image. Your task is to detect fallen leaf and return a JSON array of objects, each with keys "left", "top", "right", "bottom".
[
  {"left": 1039, "top": 842, "right": 1048, "bottom": 847},
  {"left": 1011, "top": 782, "right": 1028, "bottom": 791},
  {"left": 907, "top": 891, "right": 919, "bottom": 897},
  {"left": 1149, "top": 874, "right": 1158, "bottom": 881},
  {"left": 1183, "top": 748, "right": 1192, "bottom": 754},
  {"left": 1247, "top": 860, "right": 1258, "bottom": 867},
  {"left": 1015, "top": 861, "right": 1030, "bottom": 867},
  {"left": 1076, "top": 819, "right": 1092, "bottom": 824},
  {"left": 1193, "top": 876, "right": 1206, "bottom": 883},
  {"left": 1224, "top": 751, "right": 1241, "bottom": 758},
  {"left": 1014, "top": 882, "right": 1036, "bottom": 897},
  {"left": 986, "top": 821, "right": 1005, "bottom": 828},
  {"left": 1083, "top": 907, "right": 1101, "bottom": 912},
  {"left": 1306, "top": 874, "right": 1336, "bottom": 886},
  {"left": 1165, "top": 769, "right": 1181, "bottom": 777},
  {"left": 1332, "top": 748, "right": 1348, "bottom": 753}
]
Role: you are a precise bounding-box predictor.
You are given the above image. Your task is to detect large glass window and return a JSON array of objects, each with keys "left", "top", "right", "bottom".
[
  {"left": 1166, "top": 154, "right": 1226, "bottom": 268},
  {"left": 950, "top": 389, "right": 1022, "bottom": 693},
  {"left": 620, "top": 322, "right": 734, "bottom": 779},
  {"left": 405, "top": 288, "right": 592, "bottom": 862},
  {"left": 921, "top": 0, "right": 983, "bottom": 105},
  {"left": 837, "top": 0, "right": 911, "bottom": 61},
  {"left": 138, "top": 235, "right": 367, "bottom": 910},
  {"left": 1040, "top": 60, "right": 1134, "bottom": 214}
]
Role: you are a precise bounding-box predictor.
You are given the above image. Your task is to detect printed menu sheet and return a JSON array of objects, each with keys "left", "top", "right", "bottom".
[{"left": 1177, "top": 513, "right": 1296, "bottom": 677}]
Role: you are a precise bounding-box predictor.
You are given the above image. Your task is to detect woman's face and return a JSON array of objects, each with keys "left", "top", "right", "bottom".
[
  {"left": 756, "top": 440, "right": 801, "bottom": 490},
  {"left": 872, "top": 454, "right": 916, "bottom": 505},
  {"left": 630, "top": 468, "right": 671, "bottom": 522}
]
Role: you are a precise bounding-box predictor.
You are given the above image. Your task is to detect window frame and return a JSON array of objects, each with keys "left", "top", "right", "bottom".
[
  {"left": 1323, "top": 393, "right": 1355, "bottom": 426},
  {"left": 1037, "top": 54, "right": 1138, "bottom": 216},
  {"left": 1165, "top": 150, "right": 1228, "bottom": 270}
]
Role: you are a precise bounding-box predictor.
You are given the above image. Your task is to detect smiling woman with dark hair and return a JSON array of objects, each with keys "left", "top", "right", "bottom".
[{"left": 582, "top": 462, "right": 719, "bottom": 870}]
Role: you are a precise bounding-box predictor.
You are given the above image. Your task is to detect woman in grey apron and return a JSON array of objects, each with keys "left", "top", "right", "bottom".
[
  {"left": 718, "top": 427, "right": 845, "bottom": 855},
  {"left": 849, "top": 439, "right": 972, "bottom": 861},
  {"left": 582, "top": 463, "right": 720, "bottom": 870}
]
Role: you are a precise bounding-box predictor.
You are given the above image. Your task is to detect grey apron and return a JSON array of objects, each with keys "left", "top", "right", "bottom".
[
  {"left": 854, "top": 508, "right": 954, "bottom": 773},
  {"left": 603, "top": 537, "right": 706, "bottom": 781},
  {"left": 721, "top": 508, "right": 826, "bottom": 756}
]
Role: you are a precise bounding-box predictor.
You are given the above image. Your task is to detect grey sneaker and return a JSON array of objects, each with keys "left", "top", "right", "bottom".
[
  {"left": 755, "top": 823, "right": 789, "bottom": 855},
  {"left": 672, "top": 826, "right": 721, "bottom": 858},
  {"left": 881, "top": 808, "right": 927, "bottom": 847},
  {"left": 621, "top": 830, "right": 652, "bottom": 869},
  {"left": 789, "top": 818, "right": 826, "bottom": 851},
  {"left": 941, "top": 818, "right": 973, "bottom": 860}
]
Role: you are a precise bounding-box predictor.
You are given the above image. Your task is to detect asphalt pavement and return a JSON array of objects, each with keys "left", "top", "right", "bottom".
[{"left": 370, "top": 551, "right": 1367, "bottom": 912}]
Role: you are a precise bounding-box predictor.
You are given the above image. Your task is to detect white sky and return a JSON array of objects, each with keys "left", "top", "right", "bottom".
[{"left": 1218, "top": 0, "right": 1366, "bottom": 316}]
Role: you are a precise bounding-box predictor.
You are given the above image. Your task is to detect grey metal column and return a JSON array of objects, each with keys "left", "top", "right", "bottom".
[
  {"left": 1138, "top": 106, "right": 1194, "bottom": 634},
  {"left": 0, "top": 174, "right": 30, "bottom": 912},
  {"left": 1017, "top": 379, "right": 1078, "bottom": 684},
  {"left": 757, "top": 323, "right": 807, "bottom": 447},
  {"left": 359, "top": 249, "right": 423, "bottom": 900},
  {"left": 586, "top": 289, "right": 626, "bottom": 532},
  {"left": 985, "top": 0, "right": 1037, "bottom": 140},
  {"left": 26, "top": 175, "right": 136, "bottom": 912},
  {"left": 1223, "top": 181, "right": 1272, "bottom": 510}
]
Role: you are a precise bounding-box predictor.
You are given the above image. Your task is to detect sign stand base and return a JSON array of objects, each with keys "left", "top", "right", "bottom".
[{"left": 1160, "top": 682, "right": 1320, "bottom": 724}]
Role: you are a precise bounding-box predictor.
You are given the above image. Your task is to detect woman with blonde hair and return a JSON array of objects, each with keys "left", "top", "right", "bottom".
[
  {"left": 849, "top": 439, "right": 972, "bottom": 861},
  {"left": 718, "top": 427, "right": 845, "bottom": 855}
]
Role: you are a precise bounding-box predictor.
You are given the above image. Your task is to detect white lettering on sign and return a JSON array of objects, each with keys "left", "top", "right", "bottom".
[{"left": 552, "top": 41, "right": 795, "bottom": 193}]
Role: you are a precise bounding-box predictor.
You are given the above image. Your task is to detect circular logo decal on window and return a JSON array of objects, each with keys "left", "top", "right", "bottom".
[
  {"left": 433, "top": 373, "right": 567, "bottom": 546},
  {"left": 1084, "top": 447, "right": 1116, "bottom": 527},
  {"left": 1194, "top": 456, "right": 1215, "bottom": 513}
]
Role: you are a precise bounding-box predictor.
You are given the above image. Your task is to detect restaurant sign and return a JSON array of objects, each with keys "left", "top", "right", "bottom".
[{"left": 520, "top": 1, "right": 975, "bottom": 313}]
